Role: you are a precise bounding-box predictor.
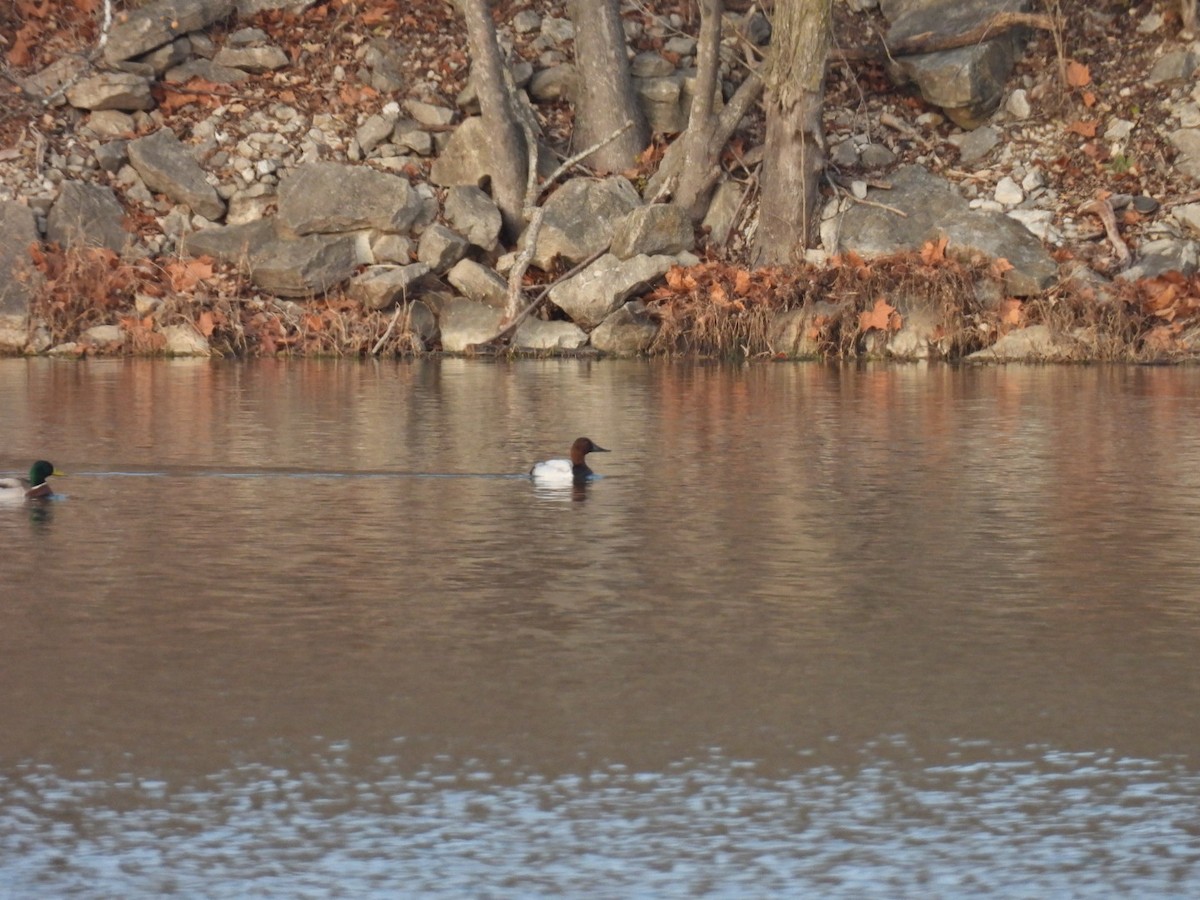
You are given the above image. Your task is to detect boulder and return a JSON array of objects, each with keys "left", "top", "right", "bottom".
[
  {"left": 437, "top": 297, "right": 504, "bottom": 352},
  {"left": 589, "top": 301, "right": 660, "bottom": 355},
  {"left": 348, "top": 264, "right": 433, "bottom": 310},
  {"left": 548, "top": 253, "right": 674, "bottom": 328},
  {"left": 417, "top": 225, "right": 468, "bottom": 273},
  {"left": 767, "top": 302, "right": 841, "bottom": 358},
  {"left": 277, "top": 162, "right": 422, "bottom": 235},
  {"left": 446, "top": 259, "right": 508, "bottom": 308},
  {"left": 0, "top": 203, "right": 42, "bottom": 326},
  {"left": 610, "top": 204, "right": 694, "bottom": 259},
  {"left": 162, "top": 323, "right": 212, "bottom": 356},
  {"left": 128, "top": 128, "right": 226, "bottom": 220},
  {"left": 837, "top": 165, "right": 1057, "bottom": 296},
  {"left": 522, "top": 177, "right": 642, "bottom": 269},
  {"left": 46, "top": 182, "right": 129, "bottom": 253},
  {"left": 444, "top": 186, "right": 502, "bottom": 252},
  {"left": 182, "top": 218, "right": 278, "bottom": 263},
  {"left": 513, "top": 319, "right": 588, "bottom": 350},
  {"left": 967, "top": 324, "right": 1080, "bottom": 362},
  {"left": 248, "top": 234, "right": 361, "bottom": 297},
  {"left": 65, "top": 73, "right": 154, "bottom": 111},
  {"left": 881, "top": 0, "right": 1029, "bottom": 128},
  {"left": 211, "top": 45, "right": 290, "bottom": 72},
  {"left": 104, "top": 0, "right": 236, "bottom": 65}
]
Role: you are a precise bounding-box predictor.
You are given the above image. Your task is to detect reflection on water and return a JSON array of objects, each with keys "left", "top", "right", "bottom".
[{"left": 3, "top": 358, "right": 1200, "bottom": 895}]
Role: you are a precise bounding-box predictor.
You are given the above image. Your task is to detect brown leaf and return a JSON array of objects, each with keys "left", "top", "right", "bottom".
[
  {"left": 1081, "top": 90, "right": 1097, "bottom": 108},
  {"left": 197, "top": 311, "right": 215, "bottom": 337},
  {"left": 998, "top": 297, "right": 1024, "bottom": 327},
  {"left": 859, "top": 297, "right": 899, "bottom": 333},
  {"left": 1067, "top": 120, "right": 1098, "bottom": 138},
  {"left": 920, "top": 236, "right": 949, "bottom": 265},
  {"left": 1066, "top": 60, "right": 1091, "bottom": 88}
]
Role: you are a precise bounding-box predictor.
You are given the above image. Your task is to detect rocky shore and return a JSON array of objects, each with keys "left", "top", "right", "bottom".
[{"left": 1, "top": 0, "right": 1199, "bottom": 361}]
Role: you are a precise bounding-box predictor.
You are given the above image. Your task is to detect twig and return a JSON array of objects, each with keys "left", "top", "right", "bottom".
[
  {"left": 1080, "top": 198, "right": 1131, "bottom": 268},
  {"left": 98, "top": 0, "right": 114, "bottom": 50},
  {"left": 370, "top": 300, "right": 406, "bottom": 355}
]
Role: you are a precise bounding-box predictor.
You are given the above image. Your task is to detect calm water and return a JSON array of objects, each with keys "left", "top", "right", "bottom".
[{"left": 2, "top": 358, "right": 1200, "bottom": 897}]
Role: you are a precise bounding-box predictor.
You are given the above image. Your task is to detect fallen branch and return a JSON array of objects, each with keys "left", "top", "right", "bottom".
[
  {"left": 370, "top": 301, "right": 406, "bottom": 355},
  {"left": 1080, "top": 198, "right": 1131, "bottom": 268},
  {"left": 832, "top": 11, "right": 1055, "bottom": 62}
]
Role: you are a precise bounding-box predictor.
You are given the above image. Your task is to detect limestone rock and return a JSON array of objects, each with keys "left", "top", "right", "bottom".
[
  {"left": 277, "top": 162, "right": 421, "bottom": 235},
  {"left": 46, "top": 182, "right": 130, "bottom": 253},
  {"left": 437, "top": 297, "right": 504, "bottom": 352},
  {"left": 128, "top": 128, "right": 226, "bottom": 220},
  {"left": 348, "top": 264, "right": 432, "bottom": 310},
  {"left": 0, "top": 202, "right": 42, "bottom": 323},
  {"left": 249, "top": 234, "right": 361, "bottom": 297},
  {"left": 767, "top": 303, "right": 841, "bottom": 358},
  {"left": 446, "top": 259, "right": 508, "bottom": 308},
  {"left": 967, "top": 324, "right": 1079, "bottom": 362},
  {"left": 162, "top": 323, "right": 212, "bottom": 356},
  {"left": 212, "top": 45, "right": 289, "bottom": 72},
  {"left": 65, "top": 73, "right": 154, "bottom": 111},
  {"left": 548, "top": 253, "right": 674, "bottom": 328},
  {"left": 837, "top": 165, "right": 1056, "bottom": 296},
  {"left": 590, "top": 301, "right": 660, "bottom": 356},
  {"left": 182, "top": 218, "right": 277, "bottom": 263},
  {"left": 417, "top": 225, "right": 468, "bottom": 273},
  {"left": 610, "top": 204, "right": 694, "bottom": 259},
  {"left": 522, "top": 177, "right": 642, "bottom": 269},
  {"left": 444, "top": 186, "right": 502, "bottom": 253},
  {"left": 104, "top": 0, "right": 236, "bottom": 65},
  {"left": 513, "top": 319, "right": 588, "bottom": 351}
]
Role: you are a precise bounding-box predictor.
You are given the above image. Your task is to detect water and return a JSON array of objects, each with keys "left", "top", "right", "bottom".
[{"left": 2, "top": 358, "right": 1200, "bottom": 896}]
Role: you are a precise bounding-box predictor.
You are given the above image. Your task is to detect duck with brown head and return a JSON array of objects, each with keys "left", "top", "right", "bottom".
[{"left": 530, "top": 437, "right": 609, "bottom": 485}]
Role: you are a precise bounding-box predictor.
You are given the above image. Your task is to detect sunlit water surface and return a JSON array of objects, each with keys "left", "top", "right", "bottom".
[{"left": 2, "top": 358, "right": 1200, "bottom": 897}]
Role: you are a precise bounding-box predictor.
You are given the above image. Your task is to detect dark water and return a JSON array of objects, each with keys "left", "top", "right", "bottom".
[{"left": 2, "top": 358, "right": 1200, "bottom": 897}]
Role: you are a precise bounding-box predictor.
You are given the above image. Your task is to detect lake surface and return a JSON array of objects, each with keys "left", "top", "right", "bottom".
[{"left": 2, "top": 357, "right": 1200, "bottom": 897}]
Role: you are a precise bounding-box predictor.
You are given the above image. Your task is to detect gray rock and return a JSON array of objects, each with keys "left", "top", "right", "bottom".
[
  {"left": 46, "top": 182, "right": 130, "bottom": 253},
  {"left": 702, "top": 180, "right": 744, "bottom": 248},
  {"left": 1172, "top": 203, "right": 1200, "bottom": 237},
  {"left": 136, "top": 37, "right": 192, "bottom": 74},
  {"left": 512, "top": 9, "right": 542, "bottom": 33},
  {"left": 128, "top": 128, "right": 226, "bottom": 220},
  {"left": 528, "top": 65, "right": 579, "bottom": 102},
  {"left": 225, "top": 189, "right": 275, "bottom": 226},
  {"left": 522, "top": 177, "right": 642, "bottom": 269},
  {"left": 370, "top": 233, "right": 416, "bottom": 264},
  {"left": 82, "top": 324, "right": 124, "bottom": 344},
  {"left": 182, "top": 218, "right": 277, "bottom": 263},
  {"left": 446, "top": 258, "right": 508, "bottom": 308},
  {"left": 164, "top": 58, "right": 251, "bottom": 84},
  {"left": 767, "top": 303, "right": 840, "bottom": 358},
  {"left": 162, "top": 323, "right": 211, "bottom": 356},
  {"left": 1146, "top": 49, "right": 1198, "bottom": 84},
  {"left": 404, "top": 100, "right": 455, "bottom": 128},
  {"left": 356, "top": 112, "right": 398, "bottom": 155},
  {"left": 634, "top": 75, "right": 689, "bottom": 134},
  {"left": 277, "top": 162, "right": 421, "bottom": 235},
  {"left": 212, "top": 45, "right": 290, "bottom": 72},
  {"left": 437, "top": 297, "right": 504, "bottom": 352},
  {"left": 1169, "top": 129, "right": 1200, "bottom": 180},
  {"left": 883, "top": 0, "right": 1028, "bottom": 128},
  {"left": 393, "top": 121, "right": 434, "bottom": 156},
  {"left": 249, "top": 234, "right": 361, "bottom": 297},
  {"left": 513, "top": 319, "right": 588, "bottom": 350},
  {"left": 104, "top": 0, "right": 236, "bottom": 64},
  {"left": 363, "top": 38, "right": 407, "bottom": 93},
  {"left": 859, "top": 143, "right": 897, "bottom": 168},
  {"left": 400, "top": 299, "right": 439, "bottom": 346},
  {"left": 1117, "top": 239, "right": 1199, "bottom": 281},
  {"left": 549, "top": 253, "right": 674, "bottom": 328},
  {"left": 589, "top": 301, "right": 660, "bottom": 355},
  {"left": 951, "top": 124, "right": 1000, "bottom": 163},
  {"left": 967, "top": 324, "right": 1078, "bottom": 362},
  {"left": 65, "top": 73, "right": 154, "bottom": 111},
  {"left": 632, "top": 52, "right": 674, "bottom": 78},
  {"left": 17, "top": 54, "right": 89, "bottom": 104},
  {"left": 610, "top": 204, "right": 694, "bottom": 259},
  {"left": 430, "top": 116, "right": 511, "bottom": 189},
  {"left": 0, "top": 203, "right": 42, "bottom": 328},
  {"left": 417, "top": 225, "right": 468, "bottom": 272},
  {"left": 235, "top": 0, "right": 318, "bottom": 12},
  {"left": 348, "top": 264, "right": 433, "bottom": 310},
  {"left": 837, "top": 165, "right": 1057, "bottom": 296},
  {"left": 83, "top": 110, "right": 137, "bottom": 139},
  {"left": 444, "top": 186, "right": 502, "bottom": 252}
]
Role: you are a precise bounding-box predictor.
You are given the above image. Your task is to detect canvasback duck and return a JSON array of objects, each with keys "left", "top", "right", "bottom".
[
  {"left": 530, "top": 437, "right": 609, "bottom": 484},
  {"left": 0, "top": 460, "right": 64, "bottom": 502}
]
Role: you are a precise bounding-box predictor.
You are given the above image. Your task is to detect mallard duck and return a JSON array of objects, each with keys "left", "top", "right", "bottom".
[
  {"left": 530, "top": 437, "right": 609, "bottom": 485},
  {"left": 0, "top": 460, "right": 64, "bottom": 502}
]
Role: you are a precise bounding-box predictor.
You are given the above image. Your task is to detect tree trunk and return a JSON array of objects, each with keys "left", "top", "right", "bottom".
[
  {"left": 567, "top": 0, "right": 649, "bottom": 172},
  {"left": 753, "top": 0, "right": 831, "bottom": 267},
  {"left": 647, "top": 0, "right": 764, "bottom": 223},
  {"left": 457, "top": 0, "right": 529, "bottom": 239}
]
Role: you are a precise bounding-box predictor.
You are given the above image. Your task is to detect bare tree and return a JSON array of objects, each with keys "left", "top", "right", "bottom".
[
  {"left": 648, "top": 0, "right": 764, "bottom": 221},
  {"left": 567, "top": 0, "right": 649, "bottom": 172},
  {"left": 753, "top": 0, "right": 832, "bottom": 266},
  {"left": 457, "top": 0, "right": 530, "bottom": 239}
]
